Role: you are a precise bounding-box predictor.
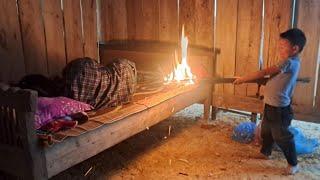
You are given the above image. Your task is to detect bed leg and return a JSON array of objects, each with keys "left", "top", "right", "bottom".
[
  {"left": 211, "top": 106, "right": 218, "bottom": 120},
  {"left": 203, "top": 97, "right": 212, "bottom": 123},
  {"left": 250, "top": 113, "right": 258, "bottom": 123}
]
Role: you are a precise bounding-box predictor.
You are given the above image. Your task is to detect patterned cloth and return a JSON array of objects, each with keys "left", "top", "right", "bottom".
[{"left": 63, "top": 57, "right": 137, "bottom": 109}]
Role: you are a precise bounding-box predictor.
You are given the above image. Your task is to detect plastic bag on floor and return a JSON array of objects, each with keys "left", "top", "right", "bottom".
[
  {"left": 232, "top": 122, "right": 256, "bottom": 143},
  {"left": 289, "top": 126, "right": 319, "bottom": 155},
  {"left": 254, "top": 123, "right": 319, "bottom": 155}
]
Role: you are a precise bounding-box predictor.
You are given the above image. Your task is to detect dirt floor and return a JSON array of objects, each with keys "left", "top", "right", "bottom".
[{"left": 51, "top": 104, "right": 320, "bottom": 180}]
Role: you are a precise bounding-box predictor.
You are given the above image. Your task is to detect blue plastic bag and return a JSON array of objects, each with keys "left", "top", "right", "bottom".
[
  {"left": 232, "top": 123, "right": 319, "bottom": 155},
  {"left": 289, "top": 127, "right": 319, "bottom": 155},
  {"left": 232, "top": 122, "right": 256, "bottom": 144}
]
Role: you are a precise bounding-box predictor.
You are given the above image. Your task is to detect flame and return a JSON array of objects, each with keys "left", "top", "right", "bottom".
[{"left": 164, "top": 25, "right": 195, "bottom": 84}]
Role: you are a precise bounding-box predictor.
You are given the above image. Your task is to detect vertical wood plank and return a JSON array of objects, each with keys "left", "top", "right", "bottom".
[
  {"left": 317, "top": 60, "right": 320, "bottom": 111},
  {"left": 99, "top": 0, "right": 109, "bottom": 41},
  {"left": 105, "top": 0, "right": 128, "bottom": 40},
  {"left": 179, "top": 0, "right": 196, "bottom": 44},
  {"left": 42, "top": 0, "right": 66, "bottom": 77},
  {"left": 111, "top": 0, "right": 128, "bottom": 40},
  {"left": 235, "top": 0, "right": 263, "bottom": 97},
  {"left": 81, "top": 0, "right": 98, "bottom": 60},
  {"left": 63, "top": 0, "right": 84, "bottom": 62},
  {"left": 194, "top": 0, "right": 214, "bottom": 48},
  {"left": 159, "top": 0, "right": 178, "bottom": 42},
  {"left": 215, "top": 0, "right": 238, "bottom": 94},
  {"left": 18, "top": 0, "right": 48, "bottom": 75},
  {"left": 0, "top": 0, "right": 25, "bottom": 82},
  {"left": 263, "top": 0, "right": 292, "bottom": 68},
  {"left": 293, "top": 0, "right": 320, "bottom": 112},
  {"left": 126, "top": 0, "right": 160, "bottom": 40}
]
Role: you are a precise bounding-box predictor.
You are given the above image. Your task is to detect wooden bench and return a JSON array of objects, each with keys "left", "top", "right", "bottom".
[{"left": 0, "top": 82, "right": 210, "bottom": 179}]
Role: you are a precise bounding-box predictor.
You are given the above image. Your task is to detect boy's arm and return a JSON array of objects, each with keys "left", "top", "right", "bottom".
[{"left": 234, "top": 65, "right": 281, "bottom": 85}]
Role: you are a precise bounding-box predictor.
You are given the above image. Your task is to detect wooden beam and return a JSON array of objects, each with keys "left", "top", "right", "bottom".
[
  {"left": 212, "top": 93, "right": 264, "bottom": 114},
  {"left": 294, "top": 112, "right": 320, "bottom": 124},
  {"left": 99, "top": 40, "right": 215, "bottom": 56}
]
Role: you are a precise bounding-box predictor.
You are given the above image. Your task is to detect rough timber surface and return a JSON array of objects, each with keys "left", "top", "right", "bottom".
[{"left": 45, "top": 83, "right": 209, "bottom": 178}]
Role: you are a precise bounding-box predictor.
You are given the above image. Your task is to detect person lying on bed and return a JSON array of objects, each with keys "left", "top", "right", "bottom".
[{"left": 63, "top": 57, "right": 137, "bottom": 109}]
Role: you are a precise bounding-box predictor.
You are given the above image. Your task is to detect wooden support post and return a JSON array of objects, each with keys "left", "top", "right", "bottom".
[
  {"left": 202, "top": 82, "right": 213, "bottom": 123},
  {"left": 203, "top": 97, "right": 211, "bottom": 123},
  {"left": 211, "top": 106, "right": 218, "bottom": 120},
  {"left": 250, "top": 113, "right": 258, "bottom": 123}
]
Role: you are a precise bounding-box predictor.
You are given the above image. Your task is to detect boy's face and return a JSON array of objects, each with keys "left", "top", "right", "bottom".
[{"left": 278, "top": 38, "right": 299, "bottom": 60}]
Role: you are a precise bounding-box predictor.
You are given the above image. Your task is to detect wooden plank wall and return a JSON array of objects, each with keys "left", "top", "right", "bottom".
[
  {"left": 0, "top": 0, "right": 25, "bottom": 82},
  {"left": 215, "top": 0, "right": 263, "bottom": 97},
  {"left": 1, "top": 0, "right": 320, "bottom": 117},
  {"left": 18, "top": 0, "right": 48, "bottom": 75},
  {"left": 263, "top": 0, "right": 293, "bottom": 68},
  {"left": 293, "top": 0, "right": 320, "bottom": 114},
  {"left": 42, "top": 0, "right": 66, "bottom": 77},
  {"left": 179, "top": 0, "right": 214, "bottom": 47},
  {"left": 100, "top": 0, "right": 213, "bottom": 46},
  {"left": 235, "top": 0, "right": 262, "bottom": 97},
  {"left": 0, "top": 0, "right": 98, "bottom": 83},
  {"left": 159, "top": 0, "right": 178, "bottom": 42},
  {"left": 215, "top": 0, "right": 238, "bottom": 95},
  {"left": 101, "top": 0, "right": 128, "bottom": 41}
]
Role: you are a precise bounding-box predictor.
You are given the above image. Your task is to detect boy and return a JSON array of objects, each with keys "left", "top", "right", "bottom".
[{"left": 234, "top": 28, "right": 306, "bottom": 175}]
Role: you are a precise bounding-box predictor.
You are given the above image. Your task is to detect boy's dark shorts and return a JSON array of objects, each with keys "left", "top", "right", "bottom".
[
  {"left": 261, "top": 104, "right": 297, "bottom": 166},
  {"left": 264, "top": 104, "right": 293, "bottom": 126}
]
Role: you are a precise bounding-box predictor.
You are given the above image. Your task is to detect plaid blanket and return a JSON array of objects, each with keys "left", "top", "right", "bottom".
[{"left": 63, "top": 57, "right": 136, "bottom": 109}]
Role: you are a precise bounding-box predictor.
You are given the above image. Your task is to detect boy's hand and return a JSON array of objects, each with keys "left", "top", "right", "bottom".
[{"left": 233, "top": 77, "right": 245, "bottom": 85}]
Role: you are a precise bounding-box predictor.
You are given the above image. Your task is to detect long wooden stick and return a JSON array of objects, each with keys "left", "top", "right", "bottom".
[{"left": 203, "top": 76, "right": 310, "bottom": 85}]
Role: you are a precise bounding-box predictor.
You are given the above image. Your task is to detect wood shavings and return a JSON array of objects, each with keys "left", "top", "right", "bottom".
[
  {"left": 84, "top": 166, "right": 93, "bottom": 176},
  {"left": 178, "top": 158, "right": 190, "bottom": 165},
  {"left": 168, "top": 125, "right": 171, "bottom": 136},
  {"left": 178, "top": 172, "right": 188, "bottom": 176}
]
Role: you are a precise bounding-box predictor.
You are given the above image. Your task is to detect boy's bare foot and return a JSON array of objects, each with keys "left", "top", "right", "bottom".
[{"left": 285, "top": 164, "right": 299, "bottom": 175}]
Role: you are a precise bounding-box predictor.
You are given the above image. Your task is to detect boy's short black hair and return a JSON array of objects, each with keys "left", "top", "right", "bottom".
[{"left": 280, "top": 28, "right": 306, "bottom": 53}]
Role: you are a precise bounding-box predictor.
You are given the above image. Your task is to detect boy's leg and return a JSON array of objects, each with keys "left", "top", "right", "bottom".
[
  {"left": 271, "top": 106, "right": 297, "bottom": 166},
  {"left": 260, "top": 106, "right": 274, "bottom": 156}
]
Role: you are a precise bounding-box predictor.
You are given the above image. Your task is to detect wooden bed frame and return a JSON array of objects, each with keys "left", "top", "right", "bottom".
[
  {"left": 0, "top": 82, "right": 210, "bottom": 179},
  {"left": 0, "top": 41, "right": 213, "bottom": 179}
]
